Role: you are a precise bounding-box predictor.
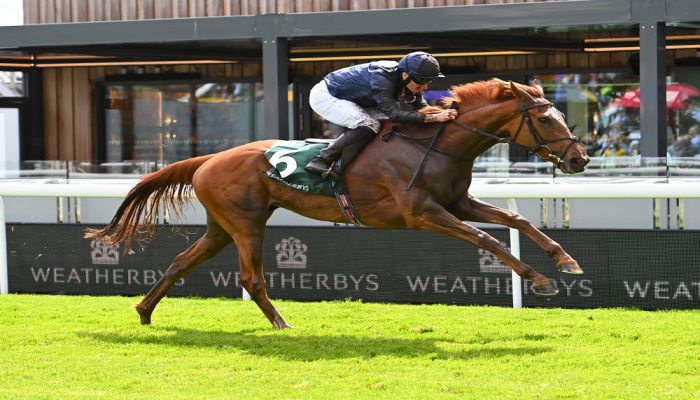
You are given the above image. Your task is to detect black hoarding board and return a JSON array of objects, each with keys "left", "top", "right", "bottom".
[
  {"left": 605, "top": 231, "right": 700, "bottom": 309},
  {"left": 6, "top": 224, "right": 700, "bottom": 310}
]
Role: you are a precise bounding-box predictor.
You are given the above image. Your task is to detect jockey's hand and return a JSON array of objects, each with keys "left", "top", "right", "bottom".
[{"left": 425, "top": 109, "right": 458, "bottom": 123}]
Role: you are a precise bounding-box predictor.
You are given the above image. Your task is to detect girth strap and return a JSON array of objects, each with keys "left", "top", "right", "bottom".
[
  {"left": 334, "top": 192, "right": 365, "bottom": 226},
  {"left": 331, "top": 159, "right": 365, "bottom": 226}
]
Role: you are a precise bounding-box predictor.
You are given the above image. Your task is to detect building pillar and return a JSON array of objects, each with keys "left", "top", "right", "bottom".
[
  {"left": 262, "top": 36, "right": 289, "bottom": 140},
  {"left": 638, "top": 20, "right": 666, "bottom": 157}
]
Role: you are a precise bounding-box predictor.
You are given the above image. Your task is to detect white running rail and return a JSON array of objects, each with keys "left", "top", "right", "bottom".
[{"left": 3, "top": 179, "right": 700, "bottom": 308}]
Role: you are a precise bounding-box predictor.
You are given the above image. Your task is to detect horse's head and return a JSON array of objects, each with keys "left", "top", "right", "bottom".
[{"left": 507, "top": 80, "right": 590, "bottom": 174}]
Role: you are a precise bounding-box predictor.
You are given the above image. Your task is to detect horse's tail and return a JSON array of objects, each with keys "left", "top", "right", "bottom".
[{"left": 84, "top": 153, "right": 217, "bottom": 253}]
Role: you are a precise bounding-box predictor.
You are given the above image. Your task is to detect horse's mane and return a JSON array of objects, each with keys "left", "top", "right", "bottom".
[{"left": 418, "top": 78, "right": 543, "bottom": 115}]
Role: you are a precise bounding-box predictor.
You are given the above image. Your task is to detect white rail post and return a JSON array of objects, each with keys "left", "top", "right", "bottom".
[
  {"left": 506, "top": 198, "right": 522, "bottom": 309},
  {"left": 242, "top": 288, "right": 251, "bottom": 301},
  {"left": 0, "top": 197, "right": 8, "bottom": 294}
]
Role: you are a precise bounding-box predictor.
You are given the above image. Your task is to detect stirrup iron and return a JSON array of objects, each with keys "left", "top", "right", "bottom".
[{"left": 321, "top": 161, "right": 337, "bottom": 179}]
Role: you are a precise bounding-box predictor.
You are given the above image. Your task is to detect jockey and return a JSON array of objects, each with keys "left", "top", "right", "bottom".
[{"left": 304, "top": 51, "right": 458, "bottom": 182}]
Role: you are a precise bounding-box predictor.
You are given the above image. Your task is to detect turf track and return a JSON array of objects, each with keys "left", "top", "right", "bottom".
[{"left": 1, "top": 295, "right": 699, "bottom": 399}]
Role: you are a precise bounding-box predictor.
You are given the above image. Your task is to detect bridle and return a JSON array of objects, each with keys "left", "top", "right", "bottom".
[
  {"left": 384, "top": 100, "right": 580, "bottom": 165},
  {"left": 390, "top": 99, "right": 582, "bottom": 191},
  {"left": 450, "top": 101, "right": 580, "bottom": 163}
]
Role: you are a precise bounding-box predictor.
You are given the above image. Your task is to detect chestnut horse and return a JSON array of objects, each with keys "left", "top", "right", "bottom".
[{"left": 87, "top": 79, "right": 590, "bottom": 329}]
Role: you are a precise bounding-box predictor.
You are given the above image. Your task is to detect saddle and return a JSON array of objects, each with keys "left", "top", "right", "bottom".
[
  {"left": 262, "top": 141, "right": 332, "bottom": 196},
  {"left": 302, "top": 136, "right": 372, "bottom": 195},
  {"left": 304, "top": 138, "right": 335, "bottom": 145},
  {"left": 263, "top": 140, "right": 366, "bottom": 225}
]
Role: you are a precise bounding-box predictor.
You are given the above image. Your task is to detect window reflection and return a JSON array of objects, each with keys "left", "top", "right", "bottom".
[
  {"left": 105, "top": 82, "right": 264, "bottom": 162},
  {"left": 667, "top": 71, "right": 700, "bottom": 159},
  {"left": 534, "top": 72, "right": 700, "bottom": 161},
  {"left": 311, "top": 111, "right": 343, "bottom": 139},
  {"left": 309, "top": 72, "right": 700, "bottom": 178},
  {"left": 425, "top": 88, "right": 509, "bottom": 163},
  {"left": 533, "top": 73, "right": 641, "bottom": 159},
  {"left": 309, "top": 88, "right": 511, "bottom": 167},
  {"left": 0, "top": 71, "right": 24, "bottom": 97}
]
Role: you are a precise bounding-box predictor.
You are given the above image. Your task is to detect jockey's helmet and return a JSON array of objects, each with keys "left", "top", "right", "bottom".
[{"left": 397, "top": 52, "right": 445, "bottom": 85}]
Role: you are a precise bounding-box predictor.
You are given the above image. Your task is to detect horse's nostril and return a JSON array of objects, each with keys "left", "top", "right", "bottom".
[{"left": 571, "top": 157, "right": 587, "bottom": 167}]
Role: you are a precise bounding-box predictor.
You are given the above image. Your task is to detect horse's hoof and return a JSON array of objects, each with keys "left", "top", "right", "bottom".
[
  {"left": 532, "top": 281, "right": 559, "bottom": 296},
  {"left": 135, "top": 306, "right": 152, "bottom": 325},
  {"left": 558, "top": 262, "right": 584, "bottom": 274}
]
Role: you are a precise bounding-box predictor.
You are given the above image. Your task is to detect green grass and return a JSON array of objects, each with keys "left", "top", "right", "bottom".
[{"left": 1, "top": 295, "right": 699, "bottom": 399}]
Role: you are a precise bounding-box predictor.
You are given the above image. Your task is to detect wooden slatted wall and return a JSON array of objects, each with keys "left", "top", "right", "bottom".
[{"left": 24, "top": 0, "right": 561, "bottom": 20}]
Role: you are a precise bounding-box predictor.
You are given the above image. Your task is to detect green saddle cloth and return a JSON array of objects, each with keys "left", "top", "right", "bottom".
[{"left": 263, "top": 141, "right": 335, "bottom": 197}]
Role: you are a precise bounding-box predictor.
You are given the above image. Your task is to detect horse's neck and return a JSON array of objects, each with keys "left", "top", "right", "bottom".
[{"left": 439, "top": 100, "right": 518, "bottom": 160}]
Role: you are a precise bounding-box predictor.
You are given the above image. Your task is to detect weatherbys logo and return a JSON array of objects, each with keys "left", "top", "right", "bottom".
[
  {"left": 90, "top": 240, "right": 120, "bottom": 265},
  {"left": 210, "top": 236, "right": 379, "bottom": 291},
  {"left": 478, "top": 241, "right": 511, "bottom": 273},
  {"left": 22, "top": 239, "right": 183, "bottom": 286},
  {"left": 275, "top": 237, "right": 307, "bottom": 269}
]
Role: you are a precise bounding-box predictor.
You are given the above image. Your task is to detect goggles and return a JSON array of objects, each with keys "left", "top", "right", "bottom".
[{"left": 411, "top": 76, "right": 435, "bottom": 85}]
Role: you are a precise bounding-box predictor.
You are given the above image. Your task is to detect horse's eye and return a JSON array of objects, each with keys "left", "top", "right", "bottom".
[{"left": 538, "top": 117, "right": 550, "bottom": 124}]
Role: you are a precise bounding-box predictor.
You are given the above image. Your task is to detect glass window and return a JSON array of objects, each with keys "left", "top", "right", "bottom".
[
  {"left": 666, "top": 71, "right": 700, "bottom": 159},
  {"left": 0, "top": 108, "right": 20, "bottom": 176},
  {"left": 0, "top": 71, "right": 24, "bottom": 97},
  {"left": 310, "top": 111, "right": 343, "bottom": 139},
  {"left": 104, "top": 81, "right": 265, "bottom": 163},
  {"left": 535, "top": 72, "right": 700, "bottom": 161},
  {"left": 533, "top": 72, "right": 641, "bottom": 159},
  {"left": 308, "top": 87, "right": 512, "bottom": 171}
]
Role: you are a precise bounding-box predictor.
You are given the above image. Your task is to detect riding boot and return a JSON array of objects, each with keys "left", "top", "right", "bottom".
[{"left": 305, "top": 126, "right": 376, "bottom": 182}]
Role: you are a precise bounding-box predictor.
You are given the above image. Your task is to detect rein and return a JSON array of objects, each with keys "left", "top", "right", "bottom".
[
  {"left": 382, "top": 127, "right": 470, "bottom": 161},
  {"left": 386, "top": 101, "right": 580, "bottom": 181},
  {"left": 405, "top": 101, "right": 457, "bottom": 191}
]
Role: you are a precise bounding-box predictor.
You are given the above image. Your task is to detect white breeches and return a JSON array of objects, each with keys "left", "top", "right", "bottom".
[{"left": 309, "top": 81, "right": 387, "bottom": 134}]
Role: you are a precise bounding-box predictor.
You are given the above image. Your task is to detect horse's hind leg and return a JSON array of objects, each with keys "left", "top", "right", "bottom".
[
  {"left": 201, "top": 198, "right": 291, "bottom": 329},
  {"left": 448, "top": 195, "right": 583, "bottom": 274},
  {"left": 232, "top": 228, "right": 292, "bottom": 330},
  {"left": 136, "top": 215, "right": 233, "bottom": 325}
]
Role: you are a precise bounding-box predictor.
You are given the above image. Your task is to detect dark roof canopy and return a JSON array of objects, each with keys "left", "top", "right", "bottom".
[{"left": 0, "top": 0, "right": 698, "bottom": 68}]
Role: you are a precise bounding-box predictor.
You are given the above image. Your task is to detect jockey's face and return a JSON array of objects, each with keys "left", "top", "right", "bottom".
[{"left": 403, "top": 72, "right": 430, "bottom": 93}]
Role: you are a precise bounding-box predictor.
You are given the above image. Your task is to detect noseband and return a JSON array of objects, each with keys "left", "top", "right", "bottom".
[{"left": 450, "top": 101, "right": 579, "bottom": 163}]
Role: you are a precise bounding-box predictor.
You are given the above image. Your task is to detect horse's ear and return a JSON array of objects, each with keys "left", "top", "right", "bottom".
[
  {"left": 509, "top": 81, "right": 536, "bottom": 104},
  {"left": 531, "top": 79, "right": 544, "bottom": 96}
]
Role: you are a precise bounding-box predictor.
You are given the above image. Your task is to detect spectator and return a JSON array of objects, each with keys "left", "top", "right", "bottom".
[
  {"left": 603, "top": 136, "right": 627, "bottom": 157},
  {"left": 667, "top": 135, "right": 695, "bottom": 157},
  {"left": 628, "top": 140, "right": 640, "bottom": 157},
  {"left": 611, "top": 111, "right": 631, "bottom": 136},
  {"left": 585, "top": 132, "right": 604, "bottom": 156}
]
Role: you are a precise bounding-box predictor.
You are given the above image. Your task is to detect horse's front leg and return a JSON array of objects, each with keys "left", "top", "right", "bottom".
[
  {"left": 447, "top": 194, "right": 582, "bottom": 274},
  {"left": 403, "top": 199, "right": 558, "bottom": 295}
]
